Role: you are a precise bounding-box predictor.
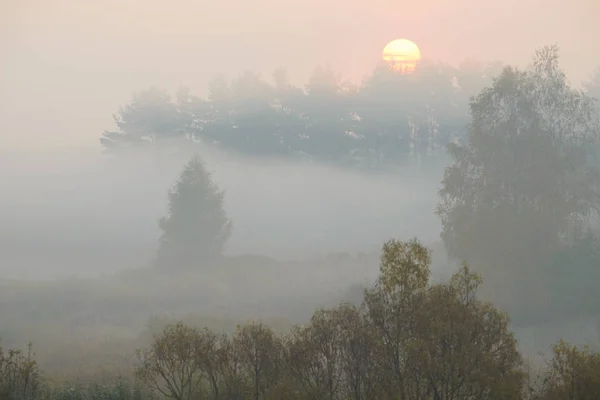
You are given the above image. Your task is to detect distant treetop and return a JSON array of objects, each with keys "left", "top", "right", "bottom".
[{"left": 99, "top": 61, "right": 505, "bottom": 168}]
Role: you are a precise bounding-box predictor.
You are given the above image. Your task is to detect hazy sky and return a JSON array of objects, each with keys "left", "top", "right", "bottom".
[{"left": 1, "top": 0, "right": 599, "bottom": 149}]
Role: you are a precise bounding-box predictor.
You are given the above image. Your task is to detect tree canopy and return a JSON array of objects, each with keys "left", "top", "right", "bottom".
[
  {"left": 99, "top": 61, "right": 503, "bottom": 169},
  {"left": 2, "top": 238, "right": 600, "bottom": 399},
  {"left": 436, "top": 45, "right": 600, "bottom": 319},
  {"left": 136, "top": 238, "right": 527, "bottom": 400}
]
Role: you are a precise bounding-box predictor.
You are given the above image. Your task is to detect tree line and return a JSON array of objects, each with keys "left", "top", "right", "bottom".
[
  {"left": 99, "top": 60, "right": 505, "bottom": 168},
  {"left": 2, "top": 238, "right": 600, "bottom": 399},
  {"left": 99, "top": 53, "right": 600, "bottom": 171},
  {"left": 136, "top": 240, "right": 525, "bottom": 400},
  {"left": 150, "top": 46, "right": 600, "bottom": 327},
  {"left": 4, "top": 45, "right": 599, "bottom": 399}
]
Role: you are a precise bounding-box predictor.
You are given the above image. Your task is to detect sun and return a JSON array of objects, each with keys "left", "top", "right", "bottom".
[{"left": 382, "top": 39, "right": 421, "bottom": 74}]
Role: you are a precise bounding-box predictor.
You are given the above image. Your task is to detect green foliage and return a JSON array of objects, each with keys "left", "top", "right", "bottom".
[{"left": 156, "top": 154, "right": 232, "bottom": 269}]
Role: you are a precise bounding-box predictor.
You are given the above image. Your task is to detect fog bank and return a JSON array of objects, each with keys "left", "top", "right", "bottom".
[{"left": 0, "top": 144, "right": 444, "bottom": 279}]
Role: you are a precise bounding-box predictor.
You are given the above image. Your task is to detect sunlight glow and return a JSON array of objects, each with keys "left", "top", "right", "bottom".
[{"left": 382, "top": 39, "right": 422, "bottom": 74}]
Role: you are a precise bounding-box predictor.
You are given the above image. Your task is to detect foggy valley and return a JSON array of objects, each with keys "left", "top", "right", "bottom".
[{"left": 2, "top": 0, "right": 600, "bottom": 399}]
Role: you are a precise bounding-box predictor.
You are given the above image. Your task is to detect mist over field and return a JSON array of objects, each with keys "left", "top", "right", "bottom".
[
  {"left": 2, "top": 1, "right": 600, "bottom": 398},
  {"left": 0, "top": 143, "right": 444, "bottom": 280}
]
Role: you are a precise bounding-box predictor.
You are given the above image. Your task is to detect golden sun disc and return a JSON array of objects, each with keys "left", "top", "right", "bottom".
[{"left": 382, "top": 38, "right": 421, "bottom": 74}]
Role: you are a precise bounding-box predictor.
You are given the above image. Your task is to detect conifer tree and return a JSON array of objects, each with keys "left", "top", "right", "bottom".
[{"left": 156, "top": 154, "right": 231, "bottom": 269}]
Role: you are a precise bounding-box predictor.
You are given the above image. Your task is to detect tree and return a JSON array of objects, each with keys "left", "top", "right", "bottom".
[
  {"left": 363, "top": 239, "right": 524, "bottom": 399},
  {"left": 215, "top": 334, "right": 245, "bottom": 400},
  {"left": 436, "top": 45, "right": 600, "bottom": 312},
  {"left": 353, "top": 60, "right": 470, "bottom": 168},
  {"left": 0, "top": 342, "right": 41, "bottom": 400},
  {"left": 286, "top": 308, "right": 345, "bottom": 399},
  {"left": 132, "top": 237, "right": 533, "bottom": 399},
  {"left": 194, "top": 329, "right": 223, "bottom": 400},
  {"left": 283, "top": 302, "right": 382, "bottom": 400},
  {"left": 335, "top": 303, "right": 379, "bottom": 400},
  {"left": 408, "top": 265, "right": 525, "bottom": 399},
  {"left": 99, "top": 61, "right": 475, "bottom": 169},
  {"left": 156, "top": 154, "right": 232, "bottom": 269},
  {"left": 362, "top": 238, "right": 432, "bottom": 399},
  {"left": 535, "top": 339, "right": 600, "bottom": 400},
  {"left": 100, "top": 87, "right": 190, "bottom": 152},
  {"left": 234, "top": 322, "right": 284, "bottom": 400},
  {"left": 134, "top": 322, "right": 204, "bottom": 400}
]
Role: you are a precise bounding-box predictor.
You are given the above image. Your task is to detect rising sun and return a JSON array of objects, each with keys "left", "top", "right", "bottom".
[{"left": 382, "top": 39, "right": 421, "bottom": 74}]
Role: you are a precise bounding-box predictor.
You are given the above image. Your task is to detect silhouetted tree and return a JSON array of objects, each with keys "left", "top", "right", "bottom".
[
  {"left": 436, "top": 45, "right": 600, "bottom": 314},
  {"left": 99, "top": 62, "right": 480, "bottom": 168},
  {"left": 156, "top": 154, "right": 231, "bottom": 269},
  {"left": 100, "top": 87, "right": 190, "bottom": 151}
]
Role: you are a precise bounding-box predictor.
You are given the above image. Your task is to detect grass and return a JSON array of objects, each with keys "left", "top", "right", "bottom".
[
  {"left": 0, "top": 252, "right": 381, "bottom": 381},
  {"left": 3, "top": 246, "right": 598, "bottom": 381}
]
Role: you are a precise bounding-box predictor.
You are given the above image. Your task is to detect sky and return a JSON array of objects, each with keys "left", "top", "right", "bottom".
[{"left": 1, "top": 0, "right": 599, "bottom": 149}]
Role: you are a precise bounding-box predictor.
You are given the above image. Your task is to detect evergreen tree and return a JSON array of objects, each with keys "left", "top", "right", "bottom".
[{"left": 156, "top": 155, "right": 231, "bottom": 269}]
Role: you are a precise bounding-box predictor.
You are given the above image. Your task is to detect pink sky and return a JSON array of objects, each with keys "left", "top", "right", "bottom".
[{"left": 1, "top": 0, "right": 599, "bottom": 148}]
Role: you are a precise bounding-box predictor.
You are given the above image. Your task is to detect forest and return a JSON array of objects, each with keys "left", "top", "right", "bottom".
[{"left": 2, "top": 46, "right": 600, "bottom": 399}]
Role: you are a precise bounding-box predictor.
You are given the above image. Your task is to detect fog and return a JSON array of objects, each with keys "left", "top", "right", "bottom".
[
  {"left": 2, "top": 0, "right": 600, "bottom": 390},
  {"left": 0, "top": 143, "right": 444, "bottom": 279}
]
